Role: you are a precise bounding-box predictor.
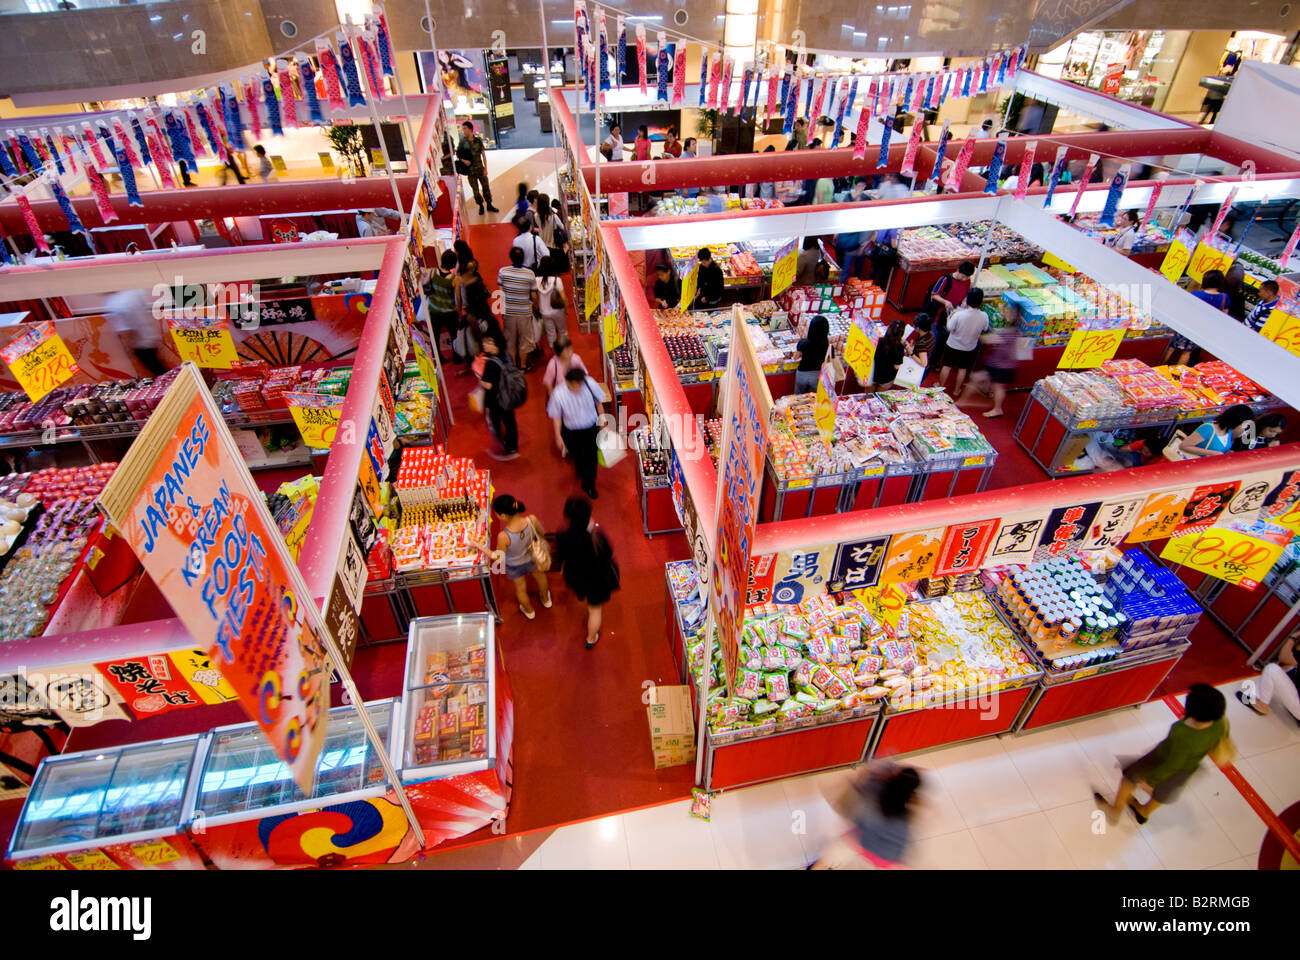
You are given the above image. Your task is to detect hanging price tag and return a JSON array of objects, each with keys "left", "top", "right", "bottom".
[
  {"left": 584, "top": 259, "right": 600, "bottom": 319},
  {"left": 1179, "top": 524, "right": 1288, "bottom": 590},
  {"left": 130, "top": 839, "right": 182, "bottom": 865},
  {"left": 1, "top": 320, "right": 80, "bottom": 402},
  {"left": 843, "top": 322, "right": 875, "bottom": 385},
  {"left": 602, "top": 311, "right": 624, "bottom": 351},
  {"left": 166, "top": 317, "right": 239, "bottom": 368},
  {"left": 412, "top": 338, "right": 439, "bottom": 397},
  {"left": 1058, "top": 327, "right": 1125, "bottom": 369},
  {"left": 1186, "top": 241, "right": 1234, "bottom": 284},
  {"left": 1258, "top": 305, "right": 1300, "bottom": 359},
  {"left": 1157, "top": 229, "right": 1194, "bottom": 282},
  {"left": 769, "top": 238, "right": 797, "bottom": 296},
  {"left": 814, "top": 363, "right": 836, "bottom": 442},
  {"left": 285, "top": 392, "right": 344, "bottom": 448},
  {"left": 679, "top": 256, "right": 699, "bottom": 310}
]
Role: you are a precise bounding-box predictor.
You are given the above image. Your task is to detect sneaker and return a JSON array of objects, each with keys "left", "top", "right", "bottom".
[
  {"left": 583, "top": 485, "right": 599, "bottom": 499},
  {"left": 478, "top": 203, "right": 485, "bottom": 215},
  {"left": 488, "top": 449, "right": 520, "bottom": 462},
  {"left": 519, "top": 604, "right": 536, "bottom": 620},
  {"left": 487, "top": 204, "right": 500, "bottom": 212}
]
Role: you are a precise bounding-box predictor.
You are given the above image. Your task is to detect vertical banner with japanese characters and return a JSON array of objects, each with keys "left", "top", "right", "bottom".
[
  {"left": 95, "top": 363, "right": 332, "bottom": 794},
  {"left": 710, "top": 317, "right": 770, "bottom": 696}
]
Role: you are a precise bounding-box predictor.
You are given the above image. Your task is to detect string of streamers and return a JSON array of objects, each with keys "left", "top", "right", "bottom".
[{"left": 983, "top": 133, "right": 1009, "bottom": 194}]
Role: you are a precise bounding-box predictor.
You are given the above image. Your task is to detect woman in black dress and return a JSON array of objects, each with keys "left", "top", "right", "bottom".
[{"left": 554, "top": 496, "right": 620, "bottom": 649}]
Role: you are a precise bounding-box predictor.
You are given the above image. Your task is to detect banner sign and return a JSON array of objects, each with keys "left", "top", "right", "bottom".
[
  {"left": 96, "top": 363, "right": 332, "bottom": 794},
  {"left": 679, "top": 256, "right": 700, "bottom": 310}
]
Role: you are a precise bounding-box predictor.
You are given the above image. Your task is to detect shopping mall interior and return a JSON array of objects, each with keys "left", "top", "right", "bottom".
[{"left": 0, "top": 0, "right": 1298, "bottom": 885}]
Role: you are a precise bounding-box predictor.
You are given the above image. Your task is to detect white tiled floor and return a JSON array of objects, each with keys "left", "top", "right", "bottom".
[{"left": 517, "top": 682, "right": 1299, "bottom": 869}]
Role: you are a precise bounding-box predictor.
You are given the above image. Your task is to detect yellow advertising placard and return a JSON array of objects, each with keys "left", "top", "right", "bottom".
[
  {"left": 1180, "top": 527, "right": 1287, "bottom": 590},
  {"left": 1158, "top": 236, "right": 1191, "bottom": 282},
  {"left": 814, "top": 364, "right": 836, "bottom": 442},
  {"left": 1, "top": 320, "right": 79, "bottom": 402},
  {"left": 1058, "top": 327, "right": 1125, "bottom": 369},
  {"left": 167, "top": 318, "right": 240, "bottom": 369},
  {"left": 585, "top": 260, "right": 600, "bottom": 318},
  {"left": 602, "top": 311, "right": 624, "bottom": 351},
  {"left": 285, "top": 392, "right": 344, "bottom": 449},
  {"left": 1258, "top": 305, "right": 1300, "bottom": 360},
  {"left": 679, "top": 257, "right": 700, "bottom": 310},
  {"left": 843, "top": 323, "right": 876, "bottom": 385},
  {"left": 769, "top": 239, "right": 798, "bottom": 296},
  {"left": 1041, "top": 251, "right": 1077, "bottom": 273},
  {"left": 1186, "top": 241, "right": 1233, "bottom": 284}
]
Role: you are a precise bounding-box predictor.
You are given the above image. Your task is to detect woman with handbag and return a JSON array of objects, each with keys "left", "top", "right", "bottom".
[
  {"left": 535, "top": 257, "right": 569, "bottom": 355},
  {"left": 553, "top": 496, "right": 620, "bottom": 649},
  {"left": 1094, "top": 683, "right": 1232, "bottom": 825},
  {"left": 480, "top": 494, "right": 552, "bottom": 620}
]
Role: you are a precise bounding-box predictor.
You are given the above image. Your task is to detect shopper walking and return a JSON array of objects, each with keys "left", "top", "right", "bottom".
[
  {"left": 457, "top": 258, "right": 496, "bottom": 367},
  {"left": 553, "top": 495, "right": 620, "bottom": 649},
  {"left": 482, "top": 494, "right": 552, "bottom": 620},
  {"left": 456, "top": 120, "right": 498, "bottom": 215},
  {"left": 925, "top": 261, "right": 975, "bottom": 373},
  {"left": 1094, "top": 683, "right": 1232, "bottom": 825},
  {"left": 937, "top": 287, "right": 989, "bottom": 398},
  {"left": 962, "top": 302, "right": 1023, "bottom": 418},
  {"left": 535, "top": 260, "right": 569, "bottom": 355},
  {"left": 1237, "top": 631, "right": 1300, "bottom": 723},
  {"left": 423, "top": 249, "right": 461, "bottom": 362},
  {"left": 810, "top": 762, "right": 922, "bottom": 869},
  {"left": 1178, "top": 403, "right": 1255, "bottom": 457},
  {"left": 513, "top": 182, "right": 530, "bottom": 222},
  {"left": 795, "top": 316, "right": 831, "bottom": 394},
  {"left": 536, "top": 194, "right": 559, "bottom": 250},
  {"left": 548, "top": 366, "right": 606, "bottom": 499},
  {"left": 478, "top": 334, "right": 522, "bottom": 460},
  {"left": 543, "top": 334, "right": 588, "bottom": 398},
  {"left": 497, "top": 246, "right": 538, "bottom": 369},
  {"left": 511, "top": 215, "right": 547, "bottom": 271},
  {"left": 218, "top": 137, "right": 246, "bottom": 184},
  {"left": 869, "top": 320, "right": 907, "bottom": 392},
  {"left": 253, "top": 144, "right": 275, "bottom": 182}
]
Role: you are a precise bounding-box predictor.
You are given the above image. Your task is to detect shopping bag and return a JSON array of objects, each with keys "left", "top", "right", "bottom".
[
  {"left": 1209, "top": 732, "right": 1238, "bottom": 769},
  {"left": 468, "top": 386, "right": 486, "bottom": 413},
  {"left": 1162, "top": 429, "right": 1192, "bottom": 462},
  {"left": 895, "top": 356, "right": 925, "bottom": 389},
  {"left": 596, "top": 427, "right": 628, "bottom": 467}
]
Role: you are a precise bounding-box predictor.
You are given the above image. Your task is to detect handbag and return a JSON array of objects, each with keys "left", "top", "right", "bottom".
[
  {"left": 896, "top": 355, "right": 925, "bottom": 389},
  {"left": 549, "top": 281, "right": 566, "bottom": 310},
  {"left": 1209, "top": 731, "right": 1238, "bottom": 768},
  {"left": 1163, "top": 429, "right": 1192, "bottom": 462},
  {"left": 527, "top": 517, "right": 552, "bottom": 572}
]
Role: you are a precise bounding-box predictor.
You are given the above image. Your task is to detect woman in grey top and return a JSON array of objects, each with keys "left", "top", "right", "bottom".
[{"left": 480, "top": 494, "right": 551, "bottom": 620}]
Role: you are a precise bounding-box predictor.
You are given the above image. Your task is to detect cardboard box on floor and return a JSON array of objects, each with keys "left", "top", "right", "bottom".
[{"left": 647, "top": 684, "right": 695, "bottom": 770}]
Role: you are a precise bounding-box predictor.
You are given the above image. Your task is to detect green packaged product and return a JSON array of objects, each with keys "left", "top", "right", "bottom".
[{"left": 750, "top": 699, "right": 778, "bottom": 718}]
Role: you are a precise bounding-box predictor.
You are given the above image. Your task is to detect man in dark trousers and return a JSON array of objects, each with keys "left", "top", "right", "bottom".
[
  {"left": 696, "top": 248, "right": 725, "bottom": 308},
  {"left": 457, "top": 120, "right": 498, "bottom": 216},
  {"left": 548, "top": 366, "right": 607, "bottom": 499}
]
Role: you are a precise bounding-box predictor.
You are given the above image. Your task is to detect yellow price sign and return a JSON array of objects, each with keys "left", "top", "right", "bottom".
[
  {"left": 679, "top": 257, "right": 699, "bottom": 310},
  {"left": 412, "top": 339, "right": 439, "bottom": 397},
  {"left": 1041, "top": 250, "right": 1077, "bottom": 273},
  {"left": 853, "top": 583, "right": 908, "bottom": 630},
  {"left": 14, "top": 856, "right": 66, "bottom": 870},
  {"left": 584, "top": 260, "right": 600, "bottom": 319},
  {"left": 64, "top": 849, "right": 121, "bottom": 870},
  {"left": 1058, "top": 327, "right": 1125, "bottom": 369},
  {"left": 769, "top": 238, "right": 798, "bottom": 296},
  {"left": 1258, "top": 305, "right": 1300, "bottom": 360},
  {"left": 843, "top": 323, "right": 876, "bottom": 385},
  {"left": 1270, "top": 497, "right": 1300, "bottom": 537},
  {"left": 1158, "top": 235, "right": 1191, "bottom": 282},
  {"left": 1, "top": 321, "right": 79, "bottom": 402},
  {"left": 814, "top": 364, "right": 836, "bottom": 442},
  {"left": 602, "top": 311, "right": 624, "bottom": 351},
  {"left": 167, "top": 318, "right": 239, "bottom": 369},
  {"left": 1186, "top": 241, "right": 1234, "bottom": 284},
  {"left": 285, "top": 392, "right": 344, "bottom": 449},
  {"left": 1179, "top": 526, "right": 1287, "bottom": 590},
  {"left": 130, "top": 839, "right": 182, "bottom": 866}
]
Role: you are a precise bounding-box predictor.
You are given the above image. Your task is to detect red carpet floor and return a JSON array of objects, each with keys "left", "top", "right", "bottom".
[{"left": 39, "top": 226, "right": 1261, "bottom": 864}]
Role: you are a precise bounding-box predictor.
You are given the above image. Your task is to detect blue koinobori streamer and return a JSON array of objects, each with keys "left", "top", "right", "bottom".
[
  {"left": 831, "top": 79, "right": 852, "bottom": 148},
  {"left": 131, "top": 116, "right": 152, "bottom": 165},
  {"left": 997, "top": 52, "right": 1009, "bottom": 86},
  {"left": 699, "top": 52, "right": 708, "bottom": 105},
  {"left": 262, "top": 76, "right": 283, "bottom": 135},
  {"left": 983, "top": 135, "right": 1008, "bottom": 193},
  {"left": 1098, "top": 165, "right": 1129, "bottom": 227},
  {"left": 782, "top": 74, "right": 799, "bottom": 136},
  {"left": 600, "top": 33, "right": 610, "bottom": 93},
  {"left": 877, "top": 117, "right": 893, "bottom": 168},
  {"left": 16, "top": 134, "right": 40, "bottom": 170},
  {"left": 115, "top": 147, "right": 143, "bottom": 207},
  {"left": 50, "top": 179, "right": 88, "bottom": 237},
  {"left": 44, "top": 135, "right": 64, "bottom": 175},
  {"left": 778, "top": 68, "right": 791, "bottom": 118},
  {"left": 339, "top": 40, "right": 367, "bottom": 107},
  {"left": 164, "top": 112, "right": 194, "bottom": 164},
  {"left": 962, "top": 67, "right": 973, "bottom": 98},
  {"left": 195, "top": 102, "right": 221, "bottom": 156},
  {"left": 1043, "top": 149, "right": 1068, "bottom": 207},
  {"left": 928, "top": 124, "right": 952, "bottom": 187},
  {"left": 740, "top": 68, "right": 754, "bottom": 119},
  {"left": 375, "top": 15, "right": 394, "bottom": 76},
  {"left": 979, "top": 59, "right": 990, "bottom": 94},
  {"left": 656, "top": 46, "right": 669, "bottom": 101},
  {"left": 0, "top": 143, "right": 17, "bottom": 177},
  {"left": 616, "top": 25, "right": 626, "bottom": 84},
  {"left": 803, "top": 74, "right": 814, "bottom": 118},
  {"left": 922, "top": 76, "right": 935, "bottom": 110},
  {"left": 298, "top": 61, "right": 324, "bottom": 125},
  {"left": 900, "top": 76, "right": 914, "bottom": 114},
  {"left": 0, "top": 228, "right": 13, "bottom": 265},
  {"left": 939, "top": 71, "right": 952, "bottom": 107}
]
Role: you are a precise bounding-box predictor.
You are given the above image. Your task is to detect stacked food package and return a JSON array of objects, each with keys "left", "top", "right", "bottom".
[
  {"left": 264, "top": 475, "right": 321, "bottom": 561},
  {"left": 651, "top": 310, "right": 712, "bottom": 377},
  {"left": 394, "top": 362, "right": 436, "bottom": 436},
  {"left": 391, "top": 447, "right": 490, "bottom": 575},
  {"left": 941, "top": 220, "right": 1042, "bottom": 262},
  {"left": 0, "top": 369, "right": 180, "bottom": 435},
  {"left": 895, "top": 226, "right": 975, "bottom": 267},
  {"left": 409, "top": 648, "right": 490, "bottom": 765}
]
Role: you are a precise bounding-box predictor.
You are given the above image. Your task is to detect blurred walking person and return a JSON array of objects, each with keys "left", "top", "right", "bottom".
[
  {"left": 810, "top": 762, "right": 922, "bottom": 869},
  {"left": 553, "top": 496, "right": 620, "bottom": 649}
]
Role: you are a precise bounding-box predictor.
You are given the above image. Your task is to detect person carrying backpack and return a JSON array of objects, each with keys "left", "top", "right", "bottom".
[{"left": 479, "top": 334, "right": 527, "bottom": 460}]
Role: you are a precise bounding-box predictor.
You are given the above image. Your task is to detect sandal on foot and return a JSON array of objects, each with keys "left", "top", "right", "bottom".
[
  {"left": 1092, "top": 792, "right": 1119, "bottom": 823},
  {"left": 1127, "top": 802, "right": 1148, "bottom": 825},
  {"left": 540, "top": 593, "right": 553, "bottom": 609},
  {"left": 519, "top": 604, "right": 536, "bottom": 620},
  {"left": 1235, "top": 690, "right": 1267, "bottom": 716},
  {"left": 585, "top": 630, "right": 600, "bottom": 650}
]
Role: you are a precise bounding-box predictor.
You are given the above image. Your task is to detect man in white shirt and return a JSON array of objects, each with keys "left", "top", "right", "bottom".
[
  {"left": 938, "top": 287, "right": 989, "bottom": 398},
  {"left": 356, "top": 208, "right": 401, "bottom": 237},
  {"left": 511, "top": 217, "right": 548, "bottom": 270},
  {"left": 547, "top": 366, "right": 606, "bottom": 498},
  {"left": 972, "top": 118, "right": 994, "bottom": 139}
]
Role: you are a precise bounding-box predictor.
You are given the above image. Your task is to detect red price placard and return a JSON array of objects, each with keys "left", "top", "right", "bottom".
[{"left": 1058, "top": 327, "right": 1125, "bottom": 369}]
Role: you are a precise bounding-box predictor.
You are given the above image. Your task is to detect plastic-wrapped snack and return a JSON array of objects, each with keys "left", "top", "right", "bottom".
[
  {"left": 863, "top": 685, "right": 891, "bottom": 700},
  {"left": 737, "top": 670, "right": 763, "bottom": 698},
  {"left": 810, "top": 664, "right": 836, "bottom": 692},
  {"left": 740, "top": 644, "right": 763, "bottom": 670},
  {"left": 839, "top": 621, "right": 861, "bottom": 643},
  {"left": 831, "top": 665, "right": 857, "bottom": 689},
  {"left": 823, "top": 675, "right": 850, "bottom": 698},
  {"left": 750, "top": 698, "right": 779, "bottom": 718},
  {"left": 742, "top": 621, "right": 767, "bottom": 648},
  {"left": 853, "top": 670, "right": 880, "bottom": 688},
  {"left": 761, "top": 647, "right": 785, "bottom": 670},
  {"left": 815, "top": 698, "right": 841, "bottom": 714},
  {"left": 732, "top": 697, "right": 754, "bottom": 716},
  {"left": 765, "top": 672, "right": 791, "bottom": 701},
  {"left": 716, "top": 701, "right": 742, "bottom": 725},
  {"left": 782, "top": 616, "right": 809, "bottom": 639},
  {"left": 792, "top": 659, "right": 814, "bottom": 686},
  {"left": 783, "top": 647, "right": 804, "bottom": 669},
  {"left": 829, "top": 639, "right": 852, "bottom": 665},
  {"left": 795, "top": 684, "right": 824, "bottom": 703},
  {"left": 805, "top": 636, "right": 832, "bottom": 663},
  {"left": 855, "top": 653, "right": 885, "bottom": 673}
]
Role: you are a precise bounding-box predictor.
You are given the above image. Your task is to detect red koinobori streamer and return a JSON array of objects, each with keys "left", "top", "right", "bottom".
[
  {"left": 672, "top": 39, "right": 687, "bottom": 106},
  {"left": 853, "top": 81, "right": 874, "bottom": 160},
  {"left": 1278, "top": 218, "right": 1300, "bottom": 268},
  {"left": 766, "top": 68, "right": 780, "bottom": 119},
  {"left": 16, "top": 194, "right": 49, "bottom": 251},
  {"left": 707, "top": 52, "right": 722, "bottom": 109},
  {"left": 811, "top": 74, "right": 827, "bottom": 120},
  {"left": 243, "top": 78, "right": 263, "bottom": 139},
  {"left": 1069, "top": 153, "right": 1100, "bottom": 217},
  {"left": 277, "top": 62, "right": 299, "bottom": 129},
  {"left": 636, "top": 24, "right": 647, "bottom": 96},
  {"left": 85, "top": 164, "right": 119, "bottom": 223},
  {"left": 721, "top": 57, "right": 736, "bottom": 114},
  {"left": 1015, "top": 139, "right": 1036, "bottom": 201},
  {"left": 316, "top": 39, "right": 347, "bottom": 113},
  {"left": 900, "top": 110, "right": 924, "bottom": 176},
  {"left": 112, "top": 119, "right": 142, "bottom": 171},
  {"left": 945, "top": 135, "right": 976, "bottom": 192},
  {"left": 1140, "top": 177, "right": 1163, "bottom": 228}
]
